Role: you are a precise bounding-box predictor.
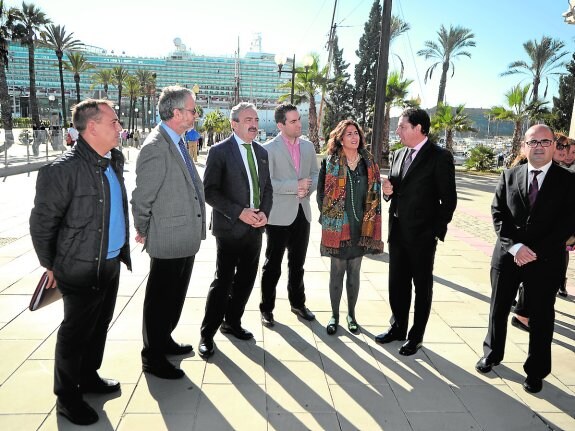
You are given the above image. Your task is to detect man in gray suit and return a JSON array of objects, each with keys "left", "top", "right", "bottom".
[
  {"left": 198, "top": 102, "right": 273, "bottom": 358},
  {"left": 260, "top": 103, "right": 319, "bottom": 326},
  {"left": 131, "top": 86, "right": 206, "bottom": 379}
]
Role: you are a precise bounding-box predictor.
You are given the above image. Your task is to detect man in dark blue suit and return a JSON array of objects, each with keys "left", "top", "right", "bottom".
[
  {"left": 375, "top": 108, "right": 457, "bottom": 356},
  {"left": 198, "top": 102, "right": 273, "bottom": 358},
  {"left": 475, "top": 124, "right": 575, "bottom": 394}
]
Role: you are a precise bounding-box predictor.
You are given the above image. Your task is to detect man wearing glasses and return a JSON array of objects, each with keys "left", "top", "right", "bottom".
[
  {"left": 131, "top": 86, "right": 206, "bottom": 379},
  {"left": 476, "top": 124, "right": 575, "bottom": 394}
]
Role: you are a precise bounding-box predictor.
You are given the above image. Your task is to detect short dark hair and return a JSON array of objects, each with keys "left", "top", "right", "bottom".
[
  {"left": 326, "top": 119, "right": 365, "bottom": 155},
  {"left": 400, "top": 108, "right": 430, "bottom": 135},
  {"left": 274, "top": 103, "right": 298, "bottom": 125},
  {"left": 72, "top": 99, "right": 114, "bottom": 132}
]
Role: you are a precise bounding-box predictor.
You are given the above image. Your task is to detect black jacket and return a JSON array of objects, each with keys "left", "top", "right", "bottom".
[{"left": 30, "top": 137, "right": 131, "bottom": 291}]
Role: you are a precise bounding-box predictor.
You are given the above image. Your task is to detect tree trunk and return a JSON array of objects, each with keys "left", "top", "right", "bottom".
[
  {"left": 508, "top": 120, "right": 523, "bottom": 167},
  {"left": 57, "top": 52, "right": 67, "bottom": 126},
  {"left": 308, "top": 93, "right": 319, "bottom": 152},
  {"left": 0, "top": 62, "right": 14, "bottom": 153},
  {"left": 75, "top": 74, "right": 80, "bottom": 104},
  {"left": 117, "top": 87, "right": 122, "bottom": 121},
  {"left": 437, "top": 60, "right": 449, "bottom": 105},
  {"left": 381, "top": 103, "right": 391, "bottom": 168},
  {"left": 446, "top": 128, "right": 454, "bottom": 153},
  {"left": 26, "top": 32, "right": 40, "bottom": 127}
]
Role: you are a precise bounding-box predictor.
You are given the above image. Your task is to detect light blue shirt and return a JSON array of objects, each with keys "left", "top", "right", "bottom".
[
  {"left": 104, "top": 163, "right": 126, "bottom": 259},
  {"left": 161, "top": 122, "right": 187, "bottom": 163}
]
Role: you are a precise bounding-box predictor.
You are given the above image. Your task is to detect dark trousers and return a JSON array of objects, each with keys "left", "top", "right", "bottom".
[
  {"left": 54, "top": 257, "right": 120, "bottom": 401},
  {"left": 200, "top": 229, "right": 262, "bottom": 339},
  {"left": 484, "top": 262, "right": 561, "bottom": 379},
  {"left": 142, "top": 256, "right": 195, "bottom": 364},
  {"left": 388, "top": 220, "right": 437, "bottom": 342},
  {"left": 260, "top": 205, "right": 309, "bottom": 312}
]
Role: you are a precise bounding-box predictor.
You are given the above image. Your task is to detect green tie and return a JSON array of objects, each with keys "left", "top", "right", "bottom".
[{"left": 242, "top": 143, "right": 260, "bottom": 208}]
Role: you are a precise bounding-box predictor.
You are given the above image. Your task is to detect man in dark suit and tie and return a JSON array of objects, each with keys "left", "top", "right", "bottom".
[
  {"left": 375, "top": 108, "right": 457, "bottom": 356},
  {"left": 198, "top": 102, "right": 273, "bottom": 358},
  {"left": 131, "top": 86, "right": 206, "bottom": 379},
  {"left": 475, "top": 124, "right": 575, "bottom": 393}
]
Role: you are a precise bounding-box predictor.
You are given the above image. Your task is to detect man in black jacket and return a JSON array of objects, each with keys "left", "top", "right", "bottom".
[{"left": 30, "top": 100, "right": 131, "bottom": 425}]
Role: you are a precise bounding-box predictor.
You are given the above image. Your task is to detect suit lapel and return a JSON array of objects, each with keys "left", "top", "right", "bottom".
[
  {"left": 253, "top": 142, "right": 267, "bottom": 191},
  {"left": 401, "top": 141, "right": 430, "bottom": 181},
  {"left": 275, "top": 136, "right": 297, "bottom": 172},
  {"left": 517, "top": 164, "right": 529, "bottom": 209},
  {"left": 229, "top": 135, "right": 250, "bottom": 185},
  {"left": 160, "top": 127, "right": 193, "bottom": 184}
]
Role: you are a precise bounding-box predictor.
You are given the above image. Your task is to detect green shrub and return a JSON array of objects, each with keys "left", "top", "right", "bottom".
[
  {"left": 13, "top": 117, "right": 33, "bottom": 128},
  {"left": 465, "top": 145, "right": 495, "bottom": 171}
]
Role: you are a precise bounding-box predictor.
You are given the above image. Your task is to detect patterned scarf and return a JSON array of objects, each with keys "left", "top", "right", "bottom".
[{"left": 320, "top": 148, "right": 384, "bottom": 255}]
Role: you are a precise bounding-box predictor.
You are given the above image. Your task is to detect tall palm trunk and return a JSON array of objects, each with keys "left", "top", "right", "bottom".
[
  {"left": 445, "top": 128, "right": 454, "bottom": 153},
  {"left": 0, "top": 63, "right": 14, "bottom": 153},
  {"left": 56, "top": 51, "right": 67, "bottom": 126},
  {"left": 140, "top": 95, "right": 145, "bottom": 130},
  {"left": 437, "top": 60, "right": 449, "bottom": 105},
  {"left": 117, "top": 86, "right": 122, "bottom": 121},
  {"left": 26, "top": 30, "right": 39, "bottom": 127},
  {"left": 74, "top": 73, "right": 80, "bottom": 104},
  {"left": 508, "top": 120, "right": 523, "bottom": 167},
  {"left": 308, "top": 92, "right": 319, "bottom": 152}
]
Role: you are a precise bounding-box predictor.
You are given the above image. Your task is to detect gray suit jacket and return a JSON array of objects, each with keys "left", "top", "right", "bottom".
[
  {"left": 264, "top": 134, "right": 318, "bottom": 225},
  {"left": 131, "top": 125, "right": 206, "bottom": 259}
]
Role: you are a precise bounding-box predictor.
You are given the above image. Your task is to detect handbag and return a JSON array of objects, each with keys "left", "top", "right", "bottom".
[{"left": 29, "top": 272, "right": 62, "bottom": 311}]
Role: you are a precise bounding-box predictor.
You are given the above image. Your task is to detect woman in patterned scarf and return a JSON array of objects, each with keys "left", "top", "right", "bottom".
[{"left": 317, "top": 119, "right": 384, "bottom": 335}]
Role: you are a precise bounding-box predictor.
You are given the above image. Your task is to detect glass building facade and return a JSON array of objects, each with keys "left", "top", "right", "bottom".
[{"left": 6, "top": 40, "right": 310, "bottom": 135}]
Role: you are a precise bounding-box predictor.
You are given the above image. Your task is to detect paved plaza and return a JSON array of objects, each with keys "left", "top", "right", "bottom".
[{"left": 0, "top": 150, "right": 573, "bottom": 431}]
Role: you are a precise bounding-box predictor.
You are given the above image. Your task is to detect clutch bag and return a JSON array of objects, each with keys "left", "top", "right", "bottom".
[{"left": 29, "top": 272, "right": 62, "bottom": 311}]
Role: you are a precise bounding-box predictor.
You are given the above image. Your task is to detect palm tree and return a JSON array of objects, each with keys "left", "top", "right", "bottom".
[
  {"left": 90, "top": 69, "right": 113, "bottom": 98},
  {"left": 135, "top": 69, "right": 154, "bottom": 130},
  {"left": 63, "top": 52, "right": 94, "bottom": 104},
  {"left": 203, "top": 110, "right": 228, "bottom": 146},
  {"left": 382, "top": 71, "right": 414, "bottom": 164},
  {"left": 389, "top": 15, "right": 411, "bottom": 75},
  {"left": 417, "top": 25, "right": 475, "bottom": 105},
  {"left": 124, "top": 75, "right": 140, "bottom": 131},
  {"left": 490, "top": 84, "right": 548, "bottom": 165},
  {"left": 278, "top": 54, "right": 329, "bottom": 151},
  {"left": 0, "top": 0, "right": 24, "bottom": 153},
  {"left": 431, "top": 103, "right": 477, "bottom": 153},
  {"left": 14, "top": 1, "right": 50, "bottom": 127},
  {"left": 111, "top": 65, "right": 129, "bottom": 120},
  {"left": 501, "top": 36, "right": 568, "bottom": 102},
  {"left": 41, "top": 24, "right": 82, "bottom": 125}
]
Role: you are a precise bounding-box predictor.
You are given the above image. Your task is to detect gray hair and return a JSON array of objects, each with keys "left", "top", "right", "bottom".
[
  {"left": 157, "top": 86, "right": 195, "bottom": 121},
  {"left": 72, "top": 99, "right": 115, "bottom": 132},
  {"left": 230, "top": 102, "right": 257, "bottom": 123}
]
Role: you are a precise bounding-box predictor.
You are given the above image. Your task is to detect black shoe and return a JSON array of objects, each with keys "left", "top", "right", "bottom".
[
  {"left": 198, "top": 338, "right": 215, "bottom": 359},
  {"left": 291, "top": 306, "right": 315, "bottom": 321},
  {"left": 220, "top": 322, "right": 253, "bottom": 340},
  {"left": 56, "top": 398, "right": 99, "bottom": 425},
  {"left": 261, "top": 311, "right": 275, "bottom": 327},
  {"left": 523, "top": 376, "right": 543, "bottom": 393},
  {"left": 475, "top": 357, "right": 500, "bottom": 374},
  {"left": 347, "top": 315, "right": 359, "bottom": 333},
  {"left": 375, "top": 329, "right": 406, "bottom": 344},
  {"left": 165, "top": 342, "right": 194, "bottom": 355},
  {"left": 80, "top": 376, "right": 121, "bottom": 394},
  {"left": 558, "top": 287, "right": 568, "bottom": 298},
  {"left": 398, "top": 340, "right": 422, "bottom": 356},
  {"left": 142, "top": 360, "right": 185, "bottom": 379},
  {"left": 326, "top": 317, "right": 338, "bottom": 335},
  {"left": 511, "top": 316, "right": 529, "bottom": 332}
]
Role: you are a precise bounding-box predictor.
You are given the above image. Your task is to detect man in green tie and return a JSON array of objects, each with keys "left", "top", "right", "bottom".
[{"left": 199, "top": 102, "right": 273, "bottom": 358}]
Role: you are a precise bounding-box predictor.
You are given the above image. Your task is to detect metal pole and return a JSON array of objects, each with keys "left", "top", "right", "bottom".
[{"left": 290, "top": 54, "right": 296, "bottom": 104}]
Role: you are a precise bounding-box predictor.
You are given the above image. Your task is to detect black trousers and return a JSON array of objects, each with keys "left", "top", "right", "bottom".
[
  {"left": 484, "top": 261, "right": 561, "bottom": 380},
  {"left": 260, "top": 205, "right": 309, "bottom": 312},
  {"left": 388, "top": 220, "right": 437, "bottom": 342},
  {"left": 200, "top": 229, "right": 262, "bottom": 339},
  {"left": 54, "top": 257, "right": 120, "bottom": 401},
  {"left": 142, "top": 256, "right": 195, "bottom": 364}
]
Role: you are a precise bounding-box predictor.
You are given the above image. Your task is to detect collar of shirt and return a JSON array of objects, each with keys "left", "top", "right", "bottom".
[
  {"left": 407, "top": 137, "right": 427, "bottom": 159},
  {"left": 233, "top": 132, "right": 253, "bottom": 147},
  {"left": 280, "top": 133, "right": 299, "bottom": 147},
  {"left": 527, "top": 160, "right": 552, "bottom": 188},
  {"left": 161, "top": 122, "right": 188, "bottom": 160}
]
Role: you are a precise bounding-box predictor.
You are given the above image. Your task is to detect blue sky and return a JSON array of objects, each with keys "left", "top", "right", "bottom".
[{"left": 12, "top": 0, "right": 575, "bottom": 109}]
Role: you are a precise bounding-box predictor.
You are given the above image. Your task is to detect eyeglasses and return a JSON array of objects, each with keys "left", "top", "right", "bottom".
[
  {"left": 525, "top": 139, "right": 553, "bottom": 148},
  {"left": 179, "top": 107, "right": 197, "bottom": 115},
  {"left": 556, "top": 143, "right": 568, "bottom": 150}
]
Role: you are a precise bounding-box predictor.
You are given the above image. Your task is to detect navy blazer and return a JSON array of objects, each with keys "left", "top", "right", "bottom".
[
  {"left": 491, "top": 162, "right": 575, "bottom": 269},
  {"left": 387, "top": 141, "right": 457, "bottom": 243},
  {"left": 203, "top": 134, "right": 273, "bottom": 238}
]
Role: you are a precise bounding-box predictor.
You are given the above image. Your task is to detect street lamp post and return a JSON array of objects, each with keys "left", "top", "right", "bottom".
[
  {"left": 564, "top": 2, "right": 575, "bottom": 138},
  {"left": 134, "top": 108, "right": 139, "bottom": 131},
  {"left": 148, "top": 110, "right": 152, "bottom": 131},
  {"left": 274, "top": 54, "right": 314, "bottom": 104}
]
